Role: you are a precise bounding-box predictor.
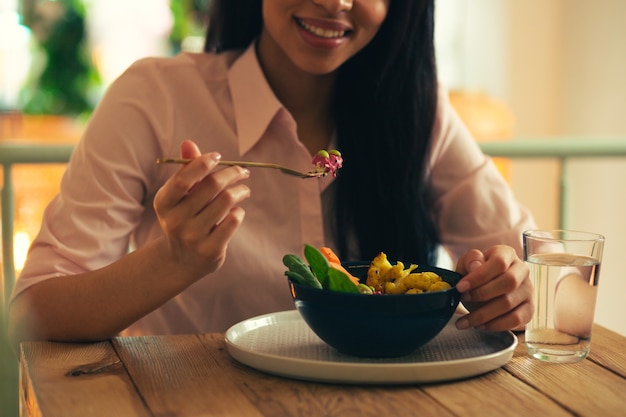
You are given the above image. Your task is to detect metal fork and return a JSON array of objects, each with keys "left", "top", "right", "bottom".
[{"left": 156, "top": 158, "right": 328, "bottom": 179}]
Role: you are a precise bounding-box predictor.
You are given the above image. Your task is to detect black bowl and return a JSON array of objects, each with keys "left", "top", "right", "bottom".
[{"left": 289, "top": 262, "right": 462, "bottom": 358}]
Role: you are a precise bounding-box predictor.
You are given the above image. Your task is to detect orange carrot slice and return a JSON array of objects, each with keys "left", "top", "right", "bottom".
[
  {"left": 320, "top": 247, "right": 360, "bottom": 286},
  {"left": 320, "top": 247, "right": 341, "bottom": 263}
]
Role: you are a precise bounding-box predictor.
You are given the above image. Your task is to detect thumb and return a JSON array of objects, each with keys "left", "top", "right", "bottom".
[
  {"left": 455, "top": 249, "right": 485, "bottom": 293},
  {"left": 180, "top": 140, "right": 202, "bottom": 159},
  {"left": 456, "top": 249, "right": 485, "bottom": 275}
]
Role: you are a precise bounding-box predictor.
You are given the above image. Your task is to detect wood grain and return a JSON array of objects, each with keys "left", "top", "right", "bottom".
[
  {"left": 113, "top": 334, "right": 264, "bottom": 417},
  {"left": 423, "top": 369, "right": 570, "bottom": 417},
  {"left": 505, "top": 325, "right": 626, "bottom": 417},
  {"left": 19, "top": 325, "right": 626, "bottom": 417},
  {"left": 19, "top": 340, "right": 150, "bottom": 417},
  {"left": 201, "top": 333, "right": 457, "bottom": 417},
  {"left": 587, "top": 325, "right": 626, "bottom": 378}
]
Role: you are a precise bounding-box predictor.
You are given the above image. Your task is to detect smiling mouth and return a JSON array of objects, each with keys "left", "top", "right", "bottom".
[{"left": 295, "top": 18, "right": 350, "bottom": 39}]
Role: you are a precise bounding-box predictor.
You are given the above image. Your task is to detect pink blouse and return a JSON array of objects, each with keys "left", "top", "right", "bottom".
[{"left": 13, "top": 43, "right": 535, "bottom": 335}]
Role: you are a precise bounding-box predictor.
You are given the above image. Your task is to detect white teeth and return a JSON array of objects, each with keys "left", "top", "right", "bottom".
[{"left": 299, "top": 20, "right": 346, "bottom": 39}]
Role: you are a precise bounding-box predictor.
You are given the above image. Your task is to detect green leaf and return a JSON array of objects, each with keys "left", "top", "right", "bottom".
[
  {"left": 282, "top": 254, "right": 322, "bottom": 289},
  {"left": 304, "top": 244, "right": 331, "bottom": 288},
  {"left": 284, "top": 245, "right": 360, "bottom": 294},
  {"left": 284, "top": 271, "right": 309, "bottom": 286},
  {"left": 327, "top": 268, "right": 360, "bottom": 294}
]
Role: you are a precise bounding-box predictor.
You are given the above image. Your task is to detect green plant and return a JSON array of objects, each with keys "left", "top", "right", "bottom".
[
  {"left": 20, "top": 0, "right": 99, "bottom": 116},
  {"left": 169, "top": 0, "right": 209, "bottom": 53}
]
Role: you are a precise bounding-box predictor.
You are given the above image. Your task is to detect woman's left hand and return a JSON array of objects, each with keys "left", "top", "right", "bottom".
[{"left": 454, "top": 245, "right": 534, "bottom": 332}]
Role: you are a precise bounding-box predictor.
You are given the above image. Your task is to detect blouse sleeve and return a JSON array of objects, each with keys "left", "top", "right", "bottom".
[
  {"left": 12, "top": 58, "right": 175, "bottom": 299},
  {"left": 428, "top": 86, "right": 536, "bottom": 263}
]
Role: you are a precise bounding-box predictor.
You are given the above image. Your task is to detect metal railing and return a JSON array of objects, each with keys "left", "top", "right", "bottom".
[
  {"left": 2, "top": 139, "right": 626, "bottom": 309},
  {"left": 479, "top": 138, "right": 626, "bottom": 230},
  {"left": 1, "top": 144, "right": 75, "bottom": 309}
]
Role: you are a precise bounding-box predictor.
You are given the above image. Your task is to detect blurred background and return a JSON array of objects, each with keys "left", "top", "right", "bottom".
[
  {"left": 1, "top": 0, "right": 625, "bottom": 414},
  {"left": 1, "top": 0, "right": 625, "bottom": 334},
  {"left": 433, "top": 0, "right": 626, "bottom": 339},
  {"left": 1, "top": 0, "right": 625, "bottom": 337}
]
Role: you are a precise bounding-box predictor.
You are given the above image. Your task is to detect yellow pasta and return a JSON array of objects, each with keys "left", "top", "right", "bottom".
[{"left": 366, "top": 252, "right": 451, "bottom": 294}]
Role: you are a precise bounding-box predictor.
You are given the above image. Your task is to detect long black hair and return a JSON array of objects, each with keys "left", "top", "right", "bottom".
[{"left": 205, "top": 0, "right": 440, "bottom": 264}]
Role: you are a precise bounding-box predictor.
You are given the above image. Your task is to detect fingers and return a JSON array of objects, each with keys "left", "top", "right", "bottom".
[
  {"left": 456, "top": 246, "right": 517, "bottom": 293},
  {"left": 153, "top": 142, "right": 252, "bottom": 276},
  {"left": 156, "top": 163, "right": 250, "bottom": 236},
  {"left": 184, "top": 173, "right": 251, "bottom": 236},
  {"left": 456, "top": 279, "right": 534, "bottom": 332},
  {"left": 181, "top": 139, "right": 202, "bottom": 159},
  {"left": 455, "top": 245, "right": 534, "bottom": 331},
  {"left": 202, "top": 205, "right": 246, "bottom": 253},
  {"left": 461, "top": 251, "right": 524, "bottom": 303},
  {"left": 157, "top": 153, "right": 223, "bottom": 209},
  {"left": 455, "top": 249, "right": 484, "bottom": 285},
  {"left": 156, "top": 140, "right": 221, "bottom": 210},
  {"left": 177, "top": 165, "right": 248, "bottom": 219}
]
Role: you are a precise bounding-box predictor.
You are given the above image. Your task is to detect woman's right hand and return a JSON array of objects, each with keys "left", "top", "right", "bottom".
[{"left": 153, "top": 140, "right": 251, "bottom": 279}]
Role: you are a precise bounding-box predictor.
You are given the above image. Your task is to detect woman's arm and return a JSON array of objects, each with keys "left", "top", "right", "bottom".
[
  {"left": 427, "top": 88, "right": 536, "bottom": 331},
  {"left": 9, "top": 141, "right": 251, "bottom": 346},
  {"left": 10, "top": 237, "right": 192, "bottom": 344}
]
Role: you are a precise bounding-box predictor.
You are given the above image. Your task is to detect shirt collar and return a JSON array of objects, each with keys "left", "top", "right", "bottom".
[{"left": 228, "top": 42, "right": 284, "bottom": 157}]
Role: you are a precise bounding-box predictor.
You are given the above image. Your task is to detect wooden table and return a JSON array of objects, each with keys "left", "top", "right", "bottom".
[{"left": 19, "top": 324, "right": 626, "bottom": 417}]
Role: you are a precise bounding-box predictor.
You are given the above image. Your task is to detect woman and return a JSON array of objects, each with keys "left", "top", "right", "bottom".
[{"left": 9, "top": 0, "right": 534, "bottom": 344}]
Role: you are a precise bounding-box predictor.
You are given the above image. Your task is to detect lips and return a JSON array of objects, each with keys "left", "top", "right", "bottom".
[{"left": 295, "top": 17, "right": 352, "bottom": 39}]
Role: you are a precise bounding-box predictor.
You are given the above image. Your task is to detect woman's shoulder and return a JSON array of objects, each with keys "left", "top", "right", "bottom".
[
  {"left": 122, "top": 49, "right": 245, "bottom": 81},
  {"left": 428, "top": 82, "right": 486, "bottom": 172},
  {"left": 430, "top": 82, "right": 470, "bottom": 145}
]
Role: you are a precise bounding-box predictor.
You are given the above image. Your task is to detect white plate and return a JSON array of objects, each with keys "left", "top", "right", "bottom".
[{"left": 225, "top": 310, "right": 517, "bottom": 385}]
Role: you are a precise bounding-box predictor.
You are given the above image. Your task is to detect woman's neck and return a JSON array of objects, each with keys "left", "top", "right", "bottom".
[{"left": 256, "top": 39, "right": 337, "bottom": 155}]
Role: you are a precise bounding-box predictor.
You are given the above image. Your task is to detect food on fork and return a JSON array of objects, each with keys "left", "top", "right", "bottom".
[
  {"left": 157, "top": 149, "right": 343, "bottom": 179},
  {"left": 311, "top": 149, "right": 343, "bottom": 177}
]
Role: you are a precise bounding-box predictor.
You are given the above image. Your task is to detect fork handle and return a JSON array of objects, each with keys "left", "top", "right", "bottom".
[
  {"left": 156, "top": 158, "right": 324, "bottom": 178},
  {"left": 156, "top": 158, "right": 283, "bottom": 169}
]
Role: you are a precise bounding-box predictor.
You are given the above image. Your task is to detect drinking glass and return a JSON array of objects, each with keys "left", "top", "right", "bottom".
[{"left": 523, "top": 229, "right": 604, "bottom": 363}]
